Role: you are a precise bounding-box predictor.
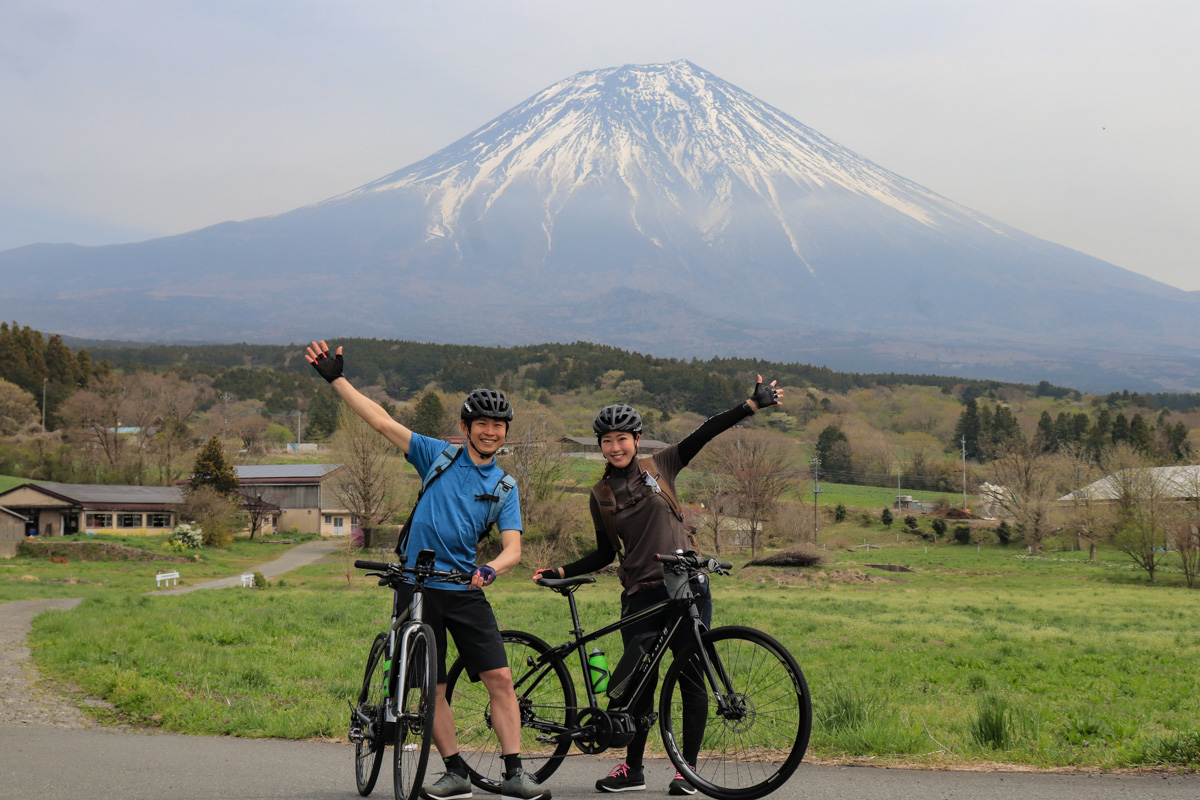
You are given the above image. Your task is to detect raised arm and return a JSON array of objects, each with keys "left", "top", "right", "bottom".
[
  {"left": 676, "top": 374, "right": 783, "bottom": 466},
  {"left": 305, "top": 340, "right": 413, "bottom": 454}
]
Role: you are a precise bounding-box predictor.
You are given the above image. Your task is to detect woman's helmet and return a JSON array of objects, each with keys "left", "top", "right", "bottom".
[
  {"left": 461, "top": 389, "right": 514, "bottom": 423},
  {"left": 593, "top": 403, "right": 643, "bottom": 437}
]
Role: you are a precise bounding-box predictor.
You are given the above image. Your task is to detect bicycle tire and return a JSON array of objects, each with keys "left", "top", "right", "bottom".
[
  {"left": 444, "top": 630, "right": 576, "bottom": 792},
  {"left": 659, "top": 625, "right": 811, "bottom": 800},
  {"left": 355, "top": 633, "right": 389, "bottom": 796},
  {"left": 394, "top": 623, "right": 437, "bottom": 800}
]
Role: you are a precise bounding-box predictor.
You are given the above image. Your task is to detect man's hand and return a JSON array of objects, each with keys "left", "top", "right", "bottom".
[
  {"left": 749, "top": 374, "right": 782, "bottom": 410},
  {"left": 472, "top": 565, "right": 497, "bottom": 588},
  {"left": 305, "top": 340, "right": 344, "bottom": 384}
]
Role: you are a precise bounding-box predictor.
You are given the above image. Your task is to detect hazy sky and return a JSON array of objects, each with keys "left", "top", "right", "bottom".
[{"left": 3, "top": 0, "right": 1197, "bottom": 290}]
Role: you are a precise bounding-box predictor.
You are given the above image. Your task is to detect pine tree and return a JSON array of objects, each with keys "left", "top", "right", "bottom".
[
  {"left": 408, "top": 392, "right": 449, "bottom": 438},
  {"left": 188, "top": 436, "right": 240, "bottom": 497},
  {"left": 1035, "top": 411, "right": 1055, "bottom": 452},
  {"left": 952, "top": 399, "right": 981, "bottom": 460}
]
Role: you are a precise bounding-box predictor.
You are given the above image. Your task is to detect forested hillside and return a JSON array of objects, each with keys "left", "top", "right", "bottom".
[{"left": 2, "top": 325, "right": 1197, "bottom": 496}]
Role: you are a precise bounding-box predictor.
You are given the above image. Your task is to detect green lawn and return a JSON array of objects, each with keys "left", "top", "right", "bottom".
[
  {"left": 0, "top": 474, "right": 31, "bottom": 493},
  {"left": 15, "top": 535, "right": 1200, "bottom": 769}
]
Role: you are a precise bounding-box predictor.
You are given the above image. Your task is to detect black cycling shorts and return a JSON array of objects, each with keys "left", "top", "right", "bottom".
[{"left": 396, "top": 585, "right": 509, "bottom": 683}]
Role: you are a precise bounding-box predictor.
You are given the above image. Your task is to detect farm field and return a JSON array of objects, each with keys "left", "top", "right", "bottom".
[{"left": 13, "top": 531, "right": 1200, "bottom": 770}]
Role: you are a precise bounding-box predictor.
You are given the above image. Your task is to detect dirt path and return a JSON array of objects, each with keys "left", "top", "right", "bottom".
[
  {"left": 0, "top": 538, "right": 340, "bottom": 726},
  {"left": 0, "top": 598, "right": 103, "bottom": 727}
]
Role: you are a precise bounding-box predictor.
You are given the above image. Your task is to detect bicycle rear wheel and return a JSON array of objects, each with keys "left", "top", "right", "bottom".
[
  {"left": 354, "top": 633, "right": 389, "bottom": 796},
  {"left": 444, "top": 630, "right": 576, "bottom": 792},
  {"left": 659, "top": 625, "right": 811, "bottom": 800},
  {"left": 394, "top": 623, "right": 437, "bottom": 800}
]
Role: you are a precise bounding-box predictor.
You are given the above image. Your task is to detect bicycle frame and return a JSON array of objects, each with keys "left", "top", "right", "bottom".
[
  {"left": 355, "top": 550, "right": 465, "bottom": 727},
  {"left": 534, "top": 565, "right": 736, "bottom": 731}
]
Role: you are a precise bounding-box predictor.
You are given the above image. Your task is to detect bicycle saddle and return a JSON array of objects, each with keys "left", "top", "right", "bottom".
[{"left": 536, "top": 576, "right": 597, "bottom": 591}]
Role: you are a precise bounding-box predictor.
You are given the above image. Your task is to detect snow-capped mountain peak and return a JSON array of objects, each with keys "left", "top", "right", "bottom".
[{"left": 337, "top": 60, "right": 999, "bottom": 257}]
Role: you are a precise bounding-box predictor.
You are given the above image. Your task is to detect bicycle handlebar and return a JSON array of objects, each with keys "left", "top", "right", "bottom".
[
  {"left": 655, "top": 551, "right": 733, "bottom": 573},
  {"left": 353, "top": 559, "right": 474, "bottom": 585}
]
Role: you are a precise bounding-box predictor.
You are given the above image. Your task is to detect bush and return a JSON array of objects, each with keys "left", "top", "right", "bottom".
[
  {"left": 349, "top": 528, "right": 365, "bottom": 548},
  {"left": 904, "top": 515, "right": 919, "bottom": 530},
  {"left": 252, "top": 571, "right": 268, "bottom": 589},
  {"left": 953, "top": 524, "right": 972, "bottom": 545},
  {"left": 996, "top": 521, "right": 1013, "bottom": 546},
  {"left": 204, "top": 519, "right": 233, "bottom": 548},
  {"left": 170, "top": 523, "right": 204, "bottom": 549},
  {"left": 931, "top": 518, "right": 948, "bottom": 538},
  {"left": 746, "top": 543, "right": 826, "bottom": 567},
  {"left": 834, "top": 503, "right": 847, "bottom": 523},
  {"left": 880, "top": 508, "right": 893, "bottom": 527}
]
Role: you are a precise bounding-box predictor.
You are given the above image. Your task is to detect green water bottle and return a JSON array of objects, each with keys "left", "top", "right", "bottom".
[{"left": 587, "top": 647, "right": 609, "bottom": 693}]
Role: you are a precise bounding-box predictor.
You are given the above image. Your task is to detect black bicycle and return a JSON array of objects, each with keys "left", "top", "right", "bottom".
[
  {"left": 444, "top": 551, "right": 812, "bottom": 800},
  {"left": 351, "top": 550, "right": 472, "bottom": 799}
]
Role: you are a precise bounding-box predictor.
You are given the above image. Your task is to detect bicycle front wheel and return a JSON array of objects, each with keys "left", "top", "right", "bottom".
[
  {"left": 354, "top": 633, "right": 388, "bottom": 796},
  {"left": 394, "top": 623, "right": 437, "bottom": 800},
  {"left": 444, "top": 630, "right": 576, "bottom": 792},
  {"left": 659, "top": 625, "right": 811, "bottom": 800}
]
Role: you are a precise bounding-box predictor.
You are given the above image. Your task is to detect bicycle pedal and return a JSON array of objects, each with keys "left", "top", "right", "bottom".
[{"left": 348, "top": 727, "right": 365, "bottom": 745}]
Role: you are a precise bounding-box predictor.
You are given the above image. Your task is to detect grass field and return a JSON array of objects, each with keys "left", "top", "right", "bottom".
[
  {"left": 0, "top": 474, "right": 31, "bottom": 493},
  {"left": 12, "top": 526, "right": 1200, "bottom": 770}
]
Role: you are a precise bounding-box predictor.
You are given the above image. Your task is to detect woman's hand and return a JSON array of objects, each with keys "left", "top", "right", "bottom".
[
  {"left": 748, "top": 374, "right": 783, "bottom": 410},
  {"left": 533, "top": 567, "right": 563, "bottom": 582}
]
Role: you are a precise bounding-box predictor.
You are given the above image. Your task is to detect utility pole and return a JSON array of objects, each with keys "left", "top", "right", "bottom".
[
  {"left": 961, "top": 434, "right": 967, "bottom": 510},
  {"left": 41, "top": 377, "right": 48, "bottom": 430},
  {"left": 810, "top": 457, "right": 821, "bottom": 543}
]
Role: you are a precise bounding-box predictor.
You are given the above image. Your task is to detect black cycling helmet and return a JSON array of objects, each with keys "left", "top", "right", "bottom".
[
  {"left": 593, "top": 403, "right": 643, "bottom": 437},
  {"left": 461, "top": 388, "right": 514, "bottom": 423}
]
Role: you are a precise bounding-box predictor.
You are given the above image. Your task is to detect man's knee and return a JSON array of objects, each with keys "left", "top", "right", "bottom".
[{"left": 478, "top": 667, "right": 515, "bottom": 694}]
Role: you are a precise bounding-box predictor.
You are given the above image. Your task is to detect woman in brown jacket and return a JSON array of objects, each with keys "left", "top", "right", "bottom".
[{"left": 534, "top": 376, "right": 781, "bottom": 794}]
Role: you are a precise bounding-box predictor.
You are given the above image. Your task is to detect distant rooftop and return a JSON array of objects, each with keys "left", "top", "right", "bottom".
[
  {"left": 235, "top": 464, "right": 343, "bottom": 481},
  {"left": 13, "top": 483, "right": 183, "bottom": 505}
]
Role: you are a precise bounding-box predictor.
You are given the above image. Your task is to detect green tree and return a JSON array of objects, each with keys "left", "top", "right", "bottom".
[
  {"left": 952, "top": 399, "right": 981, "bottom": 460},
  {"left": 881, "top": 507, "right": 894, "bottom": 527},
  {"left": 1128, "top": 413, "right": 1153, "bottom": 455},
  {"left": 815, "top": 424, "right": 853, "bottom": 479},
  {"left": 188, "top": 436, "right": 240, "bottom": 498},
  {"left": 407, "top": 392, "right": 449, "bottom": 438},
  {"left": 1035, "top": 411, "right": 1055, "bottom": 453}
]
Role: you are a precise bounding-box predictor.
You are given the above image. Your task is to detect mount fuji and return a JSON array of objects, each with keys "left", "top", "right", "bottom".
[{"left": 2, "top": 61, "right": 1198, "bottom": 391}]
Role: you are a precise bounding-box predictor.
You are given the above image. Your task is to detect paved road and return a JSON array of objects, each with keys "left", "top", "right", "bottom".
[
  {"left": 2, "top": 727, "right": 1198, "bottom": 800},
  {"left": 154, "top": 538, "right": 341, "bottom": 594}
]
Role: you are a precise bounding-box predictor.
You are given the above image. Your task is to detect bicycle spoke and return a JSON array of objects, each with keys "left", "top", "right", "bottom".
[{"left": 661, "top": 626, "right": 810, "bottom": 800}]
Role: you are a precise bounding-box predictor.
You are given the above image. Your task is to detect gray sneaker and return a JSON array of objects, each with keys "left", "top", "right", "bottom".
[
  {"left": 501, "top": 767, "right": 550, "bottom": 800},
  {"left": 423, "top": 771, "right": 473, "bottom": 800}
]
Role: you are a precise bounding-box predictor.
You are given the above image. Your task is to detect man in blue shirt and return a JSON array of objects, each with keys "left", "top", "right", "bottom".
[{"left": 307, "top": 340, "right": 547, "bottom": 800}]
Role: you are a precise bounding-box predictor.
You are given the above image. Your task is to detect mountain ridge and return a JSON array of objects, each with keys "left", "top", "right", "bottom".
[{"left": 2, "top": 60, "right": 1197, "bottom": 392}]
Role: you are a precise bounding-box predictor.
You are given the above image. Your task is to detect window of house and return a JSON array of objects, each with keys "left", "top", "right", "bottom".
[
  {"left": 146, "top": 513, "right": 172, "bottom": 528},
  {"left": 117, "top": 513, "right": 143, "bottom": 528},
  {"left": 86, "top": 513, "right": 113, "bottom": 528},
  {"left": 324, "top": 514, "right": 332, "bottom": 524}
]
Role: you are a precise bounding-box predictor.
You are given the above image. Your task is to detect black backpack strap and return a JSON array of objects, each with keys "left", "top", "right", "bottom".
[{"left": 395, "top": 445, "right": 463, "bottom": 556}]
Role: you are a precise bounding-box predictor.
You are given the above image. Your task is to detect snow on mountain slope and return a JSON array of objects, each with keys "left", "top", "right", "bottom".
[{"left": 335, "top": 61, "right": 1004, "bottom": 264}]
